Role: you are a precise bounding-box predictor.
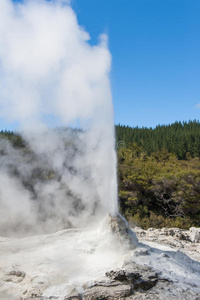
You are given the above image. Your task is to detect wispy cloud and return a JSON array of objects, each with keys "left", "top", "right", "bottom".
[{"left": 195, "top": 103, "right": 200, "bottom": 109}]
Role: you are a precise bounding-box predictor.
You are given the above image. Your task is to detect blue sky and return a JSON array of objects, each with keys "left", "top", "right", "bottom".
[
  {"left": 3, "top": 0, "right": 200, "bottom": 129},
  {"left": 72, "top": 0, "right": 200, "bottom": 128}
]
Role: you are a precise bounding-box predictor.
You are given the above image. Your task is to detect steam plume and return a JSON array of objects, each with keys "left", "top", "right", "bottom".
[{"left": 0, "top": 0, "right": 118, "bottom": 236}]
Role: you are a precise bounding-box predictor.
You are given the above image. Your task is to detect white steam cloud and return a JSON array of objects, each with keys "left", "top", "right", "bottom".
[{"left": 0, "top": 0, "right": 118, "bottom": 236}]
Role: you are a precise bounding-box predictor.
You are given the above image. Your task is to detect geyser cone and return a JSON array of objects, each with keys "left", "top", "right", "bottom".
[{"left": 101, "top": 213, "right": 138, "bottom": 250}]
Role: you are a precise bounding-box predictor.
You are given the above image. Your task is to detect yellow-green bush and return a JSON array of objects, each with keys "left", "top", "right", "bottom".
[{"left": 118, "top": 145, "right": 200, "bottom": 229}]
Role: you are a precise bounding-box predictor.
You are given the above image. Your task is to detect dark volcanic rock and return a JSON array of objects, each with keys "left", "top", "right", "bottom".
[
  {"left": 83, "top": 280, "right": 132, "bottom": 299},
  {"left": 106, "top": 261, "right": 158, "bottom": 291},
  {"left": 81, "top": 262, "right": 159, "bottom": 300}
]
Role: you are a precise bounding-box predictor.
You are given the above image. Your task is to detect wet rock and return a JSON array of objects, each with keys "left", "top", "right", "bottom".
[
  {"left": 104, "top": 213, "right": 138, "bottom": 249},
  {"left": 106, "top": 262, "right": 158, "bottom": 291},
  {"left": 81, "top": 261, "right": 159, "bottom": 300},
  {"left": 83, "top": 280, "right": 132, "bottom": 299}
]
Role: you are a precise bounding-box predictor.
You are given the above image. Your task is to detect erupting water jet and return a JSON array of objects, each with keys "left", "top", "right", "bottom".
[{"left": 0, "top": 0, "right": 119, "bottom": 235}]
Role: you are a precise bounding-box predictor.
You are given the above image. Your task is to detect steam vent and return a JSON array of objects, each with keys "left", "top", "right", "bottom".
[{"left": 106, "top": 213, "right": 138, "bottom": 249}]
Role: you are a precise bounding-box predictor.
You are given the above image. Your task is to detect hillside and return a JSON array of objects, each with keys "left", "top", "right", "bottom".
[
  {"left": 116, "top": 120, "right": 200, "bottom": 159},
  {"left": 116, "top": 121, "right": 200, "bottom": 229},
  {"left": 0, "top": 121, "right": 200, "bottom": 230}
]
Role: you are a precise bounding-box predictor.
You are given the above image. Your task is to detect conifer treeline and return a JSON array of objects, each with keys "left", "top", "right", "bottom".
[{"left": 115, "top": 120, "right": 200, "bottom": 159}]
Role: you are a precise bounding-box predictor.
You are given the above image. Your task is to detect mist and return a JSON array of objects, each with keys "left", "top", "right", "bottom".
[{"left": 0, "top": 0, "right": 118, "bottom": 236}]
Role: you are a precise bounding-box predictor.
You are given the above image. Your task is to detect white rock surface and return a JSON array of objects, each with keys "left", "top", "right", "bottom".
[
  {"left": 190, "top": 227, "right": 200, "bottom": 243},
  {"left": 0, "top": 217, "right": 200, "bottom": 299}
]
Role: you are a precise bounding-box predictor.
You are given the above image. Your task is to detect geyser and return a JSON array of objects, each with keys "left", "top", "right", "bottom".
[
  {"left": 1, "top": 4, "right": 200, "bottom": 300},
  {"left": 0, "top": 0, "right": 118, "bottom": 236},
  {"left": 101, "top": 213, "right": 138, "bottom": 249}
]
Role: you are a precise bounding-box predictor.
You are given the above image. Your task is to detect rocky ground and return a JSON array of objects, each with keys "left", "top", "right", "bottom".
[
  {"left": 134, "top": 226, "right": 200, "bottom": 263},
  {"left": 0, "top": 216, "right": 200, "bottom": 300},
  {"left": 67, "top": 226, "right": 200, "bottom": 300}
]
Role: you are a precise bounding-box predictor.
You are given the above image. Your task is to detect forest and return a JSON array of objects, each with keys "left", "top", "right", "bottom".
[
  {"left": 116, "top": 120, "right": 200, "bottom": 229},
  {"left": 0, "top": 120, "right": 200, "bottom": 230},
  {"left": 116, "top": 120, "right": 200, "bottom": 159}
]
